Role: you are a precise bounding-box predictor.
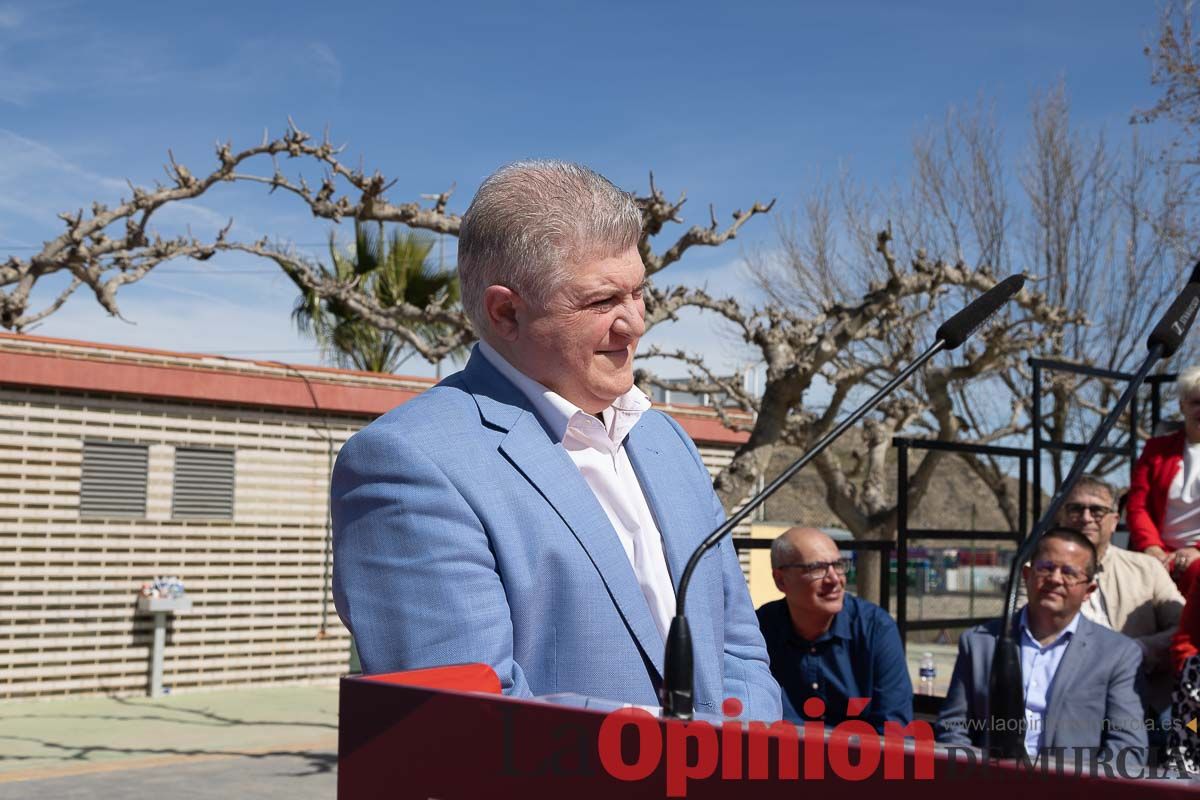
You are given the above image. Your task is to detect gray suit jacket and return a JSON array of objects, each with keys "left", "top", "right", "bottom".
[
  {"left": 935, "top": 611, "right": 1148, "bottom": 762},
  {"left": 1016, "top": 545, "right": 1183, "bottom": 711}
]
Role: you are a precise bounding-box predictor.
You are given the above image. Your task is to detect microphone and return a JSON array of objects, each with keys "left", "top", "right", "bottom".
[
  {"left": 936, "top": 274, "right": 1027, "bottom": 350},
  {"left": 1147, "top": 282, "right": 1200, "bottom": 359},
  {"left": 986, "top": 276, "right": 1200, "bottom": 758},
  {"left": 660, "top": 273, "right": 1026, "bottom": 720}
]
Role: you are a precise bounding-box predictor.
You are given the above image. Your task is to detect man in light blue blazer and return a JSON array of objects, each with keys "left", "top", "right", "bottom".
[{"left": 331, "top": 161, "right": 781, "bottom": 721}]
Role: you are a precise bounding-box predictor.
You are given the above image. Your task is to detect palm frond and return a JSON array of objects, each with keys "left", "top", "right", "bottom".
[{"left": 293, "top": 222, "right": 466, "bottom": 373}]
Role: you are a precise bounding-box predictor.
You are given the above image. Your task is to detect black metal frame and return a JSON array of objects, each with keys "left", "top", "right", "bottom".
[
  {"left": 1029, "top": 358, "right": 1139, "bottom": 521},
  {"left": 1147, "top": 372, "right": 1180, "bottom": 434},
  {"left": 893, "top": 436, "right": 1030, "bottom": 647},
  {"left": 731, "top": 358, "right": 1175, "bottom": 647}
]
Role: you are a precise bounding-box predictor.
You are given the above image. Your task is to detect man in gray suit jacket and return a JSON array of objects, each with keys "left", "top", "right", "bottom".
[{"left": 936, "top": 528, "right": 1148, "bottom": 765}]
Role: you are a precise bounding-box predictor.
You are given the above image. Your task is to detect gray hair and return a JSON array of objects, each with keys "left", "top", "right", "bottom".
[
  {"left": 457, "top": 160, "right": 643, "bottom": 334},
  {"left": 1069, "top": 474, "right": 1116, "bottom": 506},
  {"left": 1179, "top": 366, "right": 1200, "bottom": 405},
  {"left": 770, "top": 534, "right": 798, "bottom": 570}
]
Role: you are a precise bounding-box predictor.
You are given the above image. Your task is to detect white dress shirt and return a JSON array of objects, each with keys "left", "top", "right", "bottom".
[
  {"left": 1163, "top": 442, "right": 1200, "bottom": 549},
  {"left": 478, "top": 341, "right": 677, "bottom": 640}
]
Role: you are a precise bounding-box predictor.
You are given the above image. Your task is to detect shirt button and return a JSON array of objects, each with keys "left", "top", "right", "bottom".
[{"left": 811, "top": 682, "right": 819, "bottom": 690}]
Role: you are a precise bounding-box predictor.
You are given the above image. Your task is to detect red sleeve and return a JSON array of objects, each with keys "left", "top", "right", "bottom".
[
  {"left": 1127, "top": 442, "right": 1166, "bottom": 551},
  {"left": 1173, "top": 581, "right": 1200, "bottom": 675}
]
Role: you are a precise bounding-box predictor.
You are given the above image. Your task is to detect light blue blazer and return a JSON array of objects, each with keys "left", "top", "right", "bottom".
[{"left": 331, "top": 347, "right": 781, "bottom": 720}]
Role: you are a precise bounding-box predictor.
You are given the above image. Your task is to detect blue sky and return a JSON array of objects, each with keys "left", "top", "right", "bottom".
[{"left": 0, "top": 0, "right": 1175, "bottom": 378}]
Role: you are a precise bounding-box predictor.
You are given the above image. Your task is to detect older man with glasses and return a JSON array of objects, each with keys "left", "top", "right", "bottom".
[
  {"left": 756, "top": 527, "right": 913, "bottom": 731},
  {"left": 1050, "top": 475, "right": 1183, "bottom": 719}
]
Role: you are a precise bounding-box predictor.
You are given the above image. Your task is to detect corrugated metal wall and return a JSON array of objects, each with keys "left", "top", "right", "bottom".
[{"left": 0, "top": 386, "right": 358, "bottom": 699}]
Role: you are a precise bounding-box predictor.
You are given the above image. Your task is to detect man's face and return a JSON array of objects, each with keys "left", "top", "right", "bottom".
[
  {"left": 1022, "top": 537, "right": 1095, "bottom": 617},
  {"left": 510, "top": 246, "right": 646, "bottom": 413},
  {"left": 1057, "top": 485, "right": 1117, "bottom": 553},
  {"left": 773, "top": 534, "right": 846, "bottom": 621}
]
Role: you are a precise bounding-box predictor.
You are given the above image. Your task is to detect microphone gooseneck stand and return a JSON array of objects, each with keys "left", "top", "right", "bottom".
[
  {"left": 661, "top": 273, "right": 1028, "bottom": 720},
  {"left": 985, "top": 279, "right": 1200, "bottom": 758}
]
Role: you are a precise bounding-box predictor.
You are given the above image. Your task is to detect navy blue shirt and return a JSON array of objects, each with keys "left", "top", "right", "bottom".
[{"left": 756, "top": 595, "right": 913, "bottom": 731}]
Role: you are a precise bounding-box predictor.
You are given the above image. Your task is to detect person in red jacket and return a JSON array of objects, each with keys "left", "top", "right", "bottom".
[
  {"left": 1128, "top": 366, "right": 1200, "bottom": 597},
  {"left": 1172, "top": 582, "right": 1200, "bottom": 676}
]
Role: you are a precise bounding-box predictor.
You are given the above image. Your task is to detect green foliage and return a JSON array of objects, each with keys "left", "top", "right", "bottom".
[{"left": 293, "top": 220, "right": 462, "bottom": 373}]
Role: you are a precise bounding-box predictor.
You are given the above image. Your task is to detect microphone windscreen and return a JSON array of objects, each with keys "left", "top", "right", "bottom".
[
  {"left": 1148, "top": 282, "right": 1200, "bottom": 359},
  {"left": 935, "top": 274, "right": 1026, "bottom": 351}
]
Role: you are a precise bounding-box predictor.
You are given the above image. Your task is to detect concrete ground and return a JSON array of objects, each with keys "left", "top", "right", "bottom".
[
  {"left": 0, "top": 650, "right": 960, "bottom": 799},
  {"left": 0, "top": 684, "right": 338, "bottom": 799}
]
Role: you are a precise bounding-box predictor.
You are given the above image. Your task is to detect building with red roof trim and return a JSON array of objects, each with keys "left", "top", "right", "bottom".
[{"left": 0, "top": 332, "right": 749, "bottom": 699}]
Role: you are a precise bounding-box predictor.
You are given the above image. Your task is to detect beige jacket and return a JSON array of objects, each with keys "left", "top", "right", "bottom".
[{"left": 1018, "top": 545, "right": 1183, "bottom": 711}]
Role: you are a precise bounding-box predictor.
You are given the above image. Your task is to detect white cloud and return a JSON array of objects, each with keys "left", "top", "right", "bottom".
[
  {"left": 0, "top": 129, "right": 122, "bottom": 189},
  {"left": 0, "top": 130, "right": 276, "bottom": 249},
  {"left": 0, "top": 69, "right": 51, "bottom": 105},
  {"left": 20, "top": 255, "right": 454, "bottom": 378},
  {"left": 0, "top": 129, "right": 128, "bottom": 225},
  {"left": 178, "top": 38, "right": 346, "bottom": 96},
  {"left": 150, "top": 201, "right": 241, "bottom": 240},
  {"left": 0, "top": 5, "right": 163, "bottom": 105},
  {"left": 32, "top": 298, "right": 316, "bottom": 363},
  {"left": 26, "top": 268, "right": 322, "bottom": 363},
  {"left": 0, "top": 6, "right": 23, "bottom": 29},
  {"left": 309, "top": 41, "right": 343, "bottom": 87},
  {"left": 0, "top": 132, "right": 349, "bottom": 374}
]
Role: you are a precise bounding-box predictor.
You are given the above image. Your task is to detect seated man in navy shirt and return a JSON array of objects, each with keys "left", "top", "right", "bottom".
[{"left": 756, "top": 527, "right": 912, "bottom": 731}]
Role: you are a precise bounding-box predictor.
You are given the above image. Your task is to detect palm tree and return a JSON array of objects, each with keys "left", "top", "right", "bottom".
[{"left": 293, "top": 221, "right": 462, "bottom": 373}]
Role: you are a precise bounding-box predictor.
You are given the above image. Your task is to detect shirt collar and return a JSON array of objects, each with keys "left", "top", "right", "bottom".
[
  {"left": 477, "top": 339, "right": 651, "bottom": 446},
  {"left": 1018, "top": 606, "right": 1081, "bottom": 650},
  {"left": 827, "top": 596, "right": 854, "bottom": 640},
  {"left": 781, "top": 595, "right": 853, "bottom": 644}
]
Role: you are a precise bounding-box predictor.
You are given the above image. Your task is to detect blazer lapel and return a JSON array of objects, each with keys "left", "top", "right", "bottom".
[
  {"left": 624, "top": 428, "right": 692, "bottom": 589},
  {"left": 1043, "top": 620, "right": 1091, "bottom": 744},
  {"left": 625, "top": 420, "right": 719, "bottom": 699},
  {"left": 464, "top": 349, "right": 666, "bottom": 677}
]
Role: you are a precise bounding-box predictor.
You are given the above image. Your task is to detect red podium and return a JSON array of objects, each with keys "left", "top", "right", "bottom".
[{"left": 339, "top": 665, "right": 1200, "bottom": 798}]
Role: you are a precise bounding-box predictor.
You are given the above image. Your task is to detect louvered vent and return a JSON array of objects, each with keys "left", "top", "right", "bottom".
[
  {"left": 173, "top": 447, "right": 235, "bottom": 519},
  {"left": 80, "top": 440, "right": 149, "bottom": 518}
]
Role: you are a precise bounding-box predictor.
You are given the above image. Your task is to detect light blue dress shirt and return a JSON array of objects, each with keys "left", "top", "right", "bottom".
[{"left": 1019, "top": 608, "right": 1081, "bottom": 757}]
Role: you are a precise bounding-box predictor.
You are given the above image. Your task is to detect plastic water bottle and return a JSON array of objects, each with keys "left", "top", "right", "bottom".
[{"left": 919, "top": 652, "right": 936, "bottom": 695}]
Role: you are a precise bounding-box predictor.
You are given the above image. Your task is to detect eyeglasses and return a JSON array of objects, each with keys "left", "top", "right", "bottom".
[
  {"left": 1031, "top": 559, "right": 1093, "bottom": 586},
  {"left": 1063, "top": 503, "right": 1114, "bottom": 519},
  {"left": 777, "top": 558, "right": 851, "bottom": 582}
]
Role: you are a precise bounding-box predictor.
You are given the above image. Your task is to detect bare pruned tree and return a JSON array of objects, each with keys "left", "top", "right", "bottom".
[
  {"left": 0, "top": 121, "right": 772, "bottom": 363},
  {"left": 1020, "top": 87, "right": 1194, "bottom": 484},
  {"left": 640, "top": 201, "right": 1072, "bottom": 596},
  {"left": 885, "top": 87, "right": 1193, "bottom": 515},
  {"left": 5, "top": 96, "right": 1181, "bottom": 604},
  {"left": 1141, "top": 0, "right": 1200, "bottom": 169},
  {"left": 633, "top": 86, "right": 1194, "bottom": 599}
]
